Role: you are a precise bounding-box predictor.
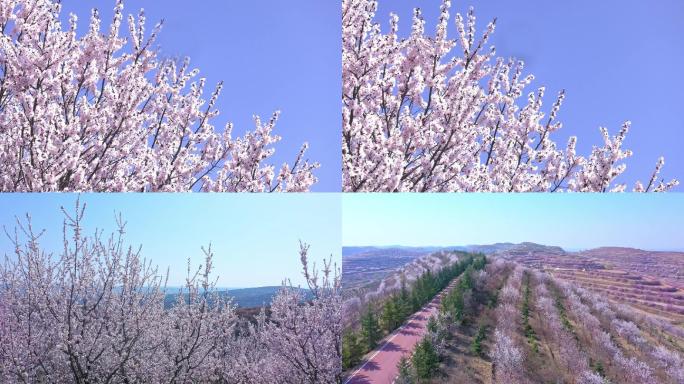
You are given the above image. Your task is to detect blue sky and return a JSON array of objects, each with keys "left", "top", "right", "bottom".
[
  {"left": 376, "top": 0, "right": 683, "bottom": 190},
  {"left": 0, "top": 194, "right": 341, "bottom": 287},
  {"left": 343, "top": 194, "right": 684, "bottom": 251},
  {"left": 60, "top": 1, "right": 340, "bottom": 191}
]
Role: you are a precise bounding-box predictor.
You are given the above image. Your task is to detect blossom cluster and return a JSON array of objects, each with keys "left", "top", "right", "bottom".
[
  {"left": 491, "top": 266, "right": 526, "bottom": 383},
  {"left": 342, "top": 0, "right": 678, "bottom": 192},
  {"left": 0, "top": 0, "right": 317, "bottom": 191},
  {"left": 0, "top": 203, "right": 341, "bottom": 383}
]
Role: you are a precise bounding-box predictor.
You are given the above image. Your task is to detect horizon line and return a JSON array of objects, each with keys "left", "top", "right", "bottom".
[{"left": 341, "top": 243, "right": 684, "bottom": 253}]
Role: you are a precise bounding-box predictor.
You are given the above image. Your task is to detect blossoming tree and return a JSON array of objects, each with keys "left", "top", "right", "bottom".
[
  {"left": 342, "top": 0, "right": 678, "bottom": 192},
  {"left": 0, "top": 0, "right": 318, "bottom": 191},
  {"left": 0, "top": 202, "right": 341, "bottom": 383}
]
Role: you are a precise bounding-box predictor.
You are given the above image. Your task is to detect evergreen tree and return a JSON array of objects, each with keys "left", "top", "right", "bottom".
[
  {"left": 396, "top": 356, "right": 415, "bottom": 384},
  {"left": 427, "top": 315, "right": 438, "bottom": 333},
  {"left": 398, "top": 284, "right": 412, "bottom": 321},
  {"left": 342, "top": 331, "right": 364, "bottom": 369},
  {"left": 410, "top": 290, "right": 421, "bottom": 312},
  {"left": 470, "top": 324, "right": 487, "bottom": 356},
  {"left": 473, "top": 254, "right": 487, "bottom": 270},
  {"left": 451, "top": 288, "right": 465, "bottom": 322},
  {"left": 459, "top": 266, "right": 474, "bottom": 291},
  {"left": 412, "top": 337, "right": 439, "bottom": 379},
  {"left": 360, "top": 304, "right": 382, "bottom": 350},
  {"left": 381, "top": 298, "right": 399, "bottom": 332}
]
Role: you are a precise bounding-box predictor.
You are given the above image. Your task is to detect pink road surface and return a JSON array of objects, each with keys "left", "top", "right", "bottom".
[{"left": 344, "top": 279, "right": 458, "bottom": 384}]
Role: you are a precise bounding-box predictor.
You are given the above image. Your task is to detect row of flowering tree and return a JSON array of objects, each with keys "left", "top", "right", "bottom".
[
  {"left": 342, "top": 250, "right": 462, "bottom": 330},
  {"left": 387, "top": 257, "right": 683, "bottom": 383},
  {"left": 342, "top": 0, "right": 678, "bottom": 192},
  {"left": 0, "top": 202, "right": 341, "bottom": 383},
  {"left": 341, "top": 252, "right": 480, "bottom": 370},
  {"left": 568, "top": 280, "right": 684, "bottom": 383},
  {"left": 531, "top": 271, "right": 605, "bottom": 383},
  {"left": 395, "top": 254, "right": 489, "bottom": 382},
  {"left": 0, "top": 0, "right": 317, "bottom": 192},
  {"left": 487, "top": 260, "right": 684, "bottom": 384},
  {"left": 490, "top": 263, "right": 527, "bottom": 383}
]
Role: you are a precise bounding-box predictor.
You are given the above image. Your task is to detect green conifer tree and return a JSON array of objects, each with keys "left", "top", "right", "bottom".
[
  {"left": 360, "top": 304, "right": 381, "bottom": 350},
  {"left": 412, "top": 337, "right": 439, "bottom": 379},
  {"left": 342, "top": 331, "right": 364, "bottom": 369},
  {"left": 396, "top": 356, "right": 415, "bottom": 384}
]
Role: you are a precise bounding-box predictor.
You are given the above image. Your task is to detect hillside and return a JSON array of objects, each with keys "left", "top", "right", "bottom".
[
  {"left": 390, "top": 260, "right": 684, "bottom": 383},
  {"left": 343, "top": 247, "right": 432, "bottom": 291},
  {"left": 495, "top": 245, "right": 684, "bottom": 325},
  {"left": 164, "top": 286, "right": 311, "bottom": 309},
  {"left": 342, "top": 246, "right": 460, "bottom": 258},
  {"left": 578, "top": 247, "right": 684, "bottom": 286},
  {"left": 342, "top": 244, "right": 520, "bottom": 292}
]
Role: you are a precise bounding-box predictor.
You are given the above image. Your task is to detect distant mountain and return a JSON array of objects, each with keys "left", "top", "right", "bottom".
[
  {"left": 580, "top": 246, "right": 660, "bottom": 255},
  {"left": 342, "top": 246, "right": 455, "bottom": 257},
  {"left": 506, "top": 242, "right": 566, "bottom": 254},
  {"left": 343, "top": 246, "right": 468, "bottom": 258},
  {"left": 342, "top": 243, "right": 520, "bottom": 258},
  {"left": 342, "top": 243, "right": 563, "bottom": 291},
  {"left": 222, "top": 286, "right": 289, "bottom": 308},
  {"left": 164, "top": 286, "right": 311, "bottom": 309},
  {"left": 464, "top": 243, "right": 518, "bottom": 254},
  {"left": 342, "top": 246, "right": 384, "bottom": 257},
  {"left": 163, "top": 286, "right": 245, "bottom": 295},
  {"left": 343, "top": 243, "right": 684, "bottom": 289}
]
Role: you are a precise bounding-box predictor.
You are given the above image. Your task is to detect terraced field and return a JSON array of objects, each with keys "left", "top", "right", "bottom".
[
  {"left": 549, "top": 269, "right": 684, "bottom": 321},
  {"left": 437, "top": 261, "right": 684, "bottom": 383},
  {"left": 495, "top": 244, "right": 684, "bottom": 326}
]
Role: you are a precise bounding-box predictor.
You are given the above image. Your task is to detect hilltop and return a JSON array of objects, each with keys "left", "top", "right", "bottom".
[{"left": 164, "top": 286, "right": 312, "bottom": 309}]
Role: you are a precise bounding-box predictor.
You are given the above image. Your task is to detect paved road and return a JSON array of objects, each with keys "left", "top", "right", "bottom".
[{"left": 344, "top": 280, "right": 458, "bottom": 384}]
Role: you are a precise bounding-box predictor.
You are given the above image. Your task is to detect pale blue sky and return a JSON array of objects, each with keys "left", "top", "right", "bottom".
[
  {"left": 343, "top": 194, "right": 684, "bottom": 251},
  {"left": 377, "top": 0, "right": 683, "bottom": 190},
  {"left": 0, "top": 194, "right": 341, "bottom": 287}
]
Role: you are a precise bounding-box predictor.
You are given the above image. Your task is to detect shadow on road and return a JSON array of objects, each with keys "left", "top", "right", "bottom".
[
  {"left": 361, "top": 360, "right": 380, "bottom": 371},
  {"left": 398, "top": 327, "right": 420, "bottom": 336},
  {"left": 347, "top": 375, "right": 373, "bottom": 384},
  {"left": 382, "top": 341, "right": 406, "bottom": 353}
]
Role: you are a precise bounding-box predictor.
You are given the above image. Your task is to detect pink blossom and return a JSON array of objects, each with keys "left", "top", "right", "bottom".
[
  {"left": 0, "top": 202, "right": 341, "bottom": 382},
  {"left": 342, "top": 0, "right": 678, "bottom": 192},
  {"left": 0, "top": 0, "right": 318, "bottom": 192}
]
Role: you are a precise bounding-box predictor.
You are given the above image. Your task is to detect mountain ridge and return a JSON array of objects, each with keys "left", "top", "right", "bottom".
[
  {"left": 164, "top": 285, "right": 311, "bottom": 309},
  {"left": 343, "top": 243, "right": 684, "bottom": 255}
]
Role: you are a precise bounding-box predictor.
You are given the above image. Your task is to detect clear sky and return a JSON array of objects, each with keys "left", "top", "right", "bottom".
[
  {"left": 343, "top": 194, "right": 684, "bottom": 251},
  {"left": 376, "top": 0, "right": 683, "bottom": 190},
  {"left": 60, "top": 1, "right": 340, "bottom": 191},
  {"left": 0, "top": 194, "right": 341, "bottom": 288}
]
